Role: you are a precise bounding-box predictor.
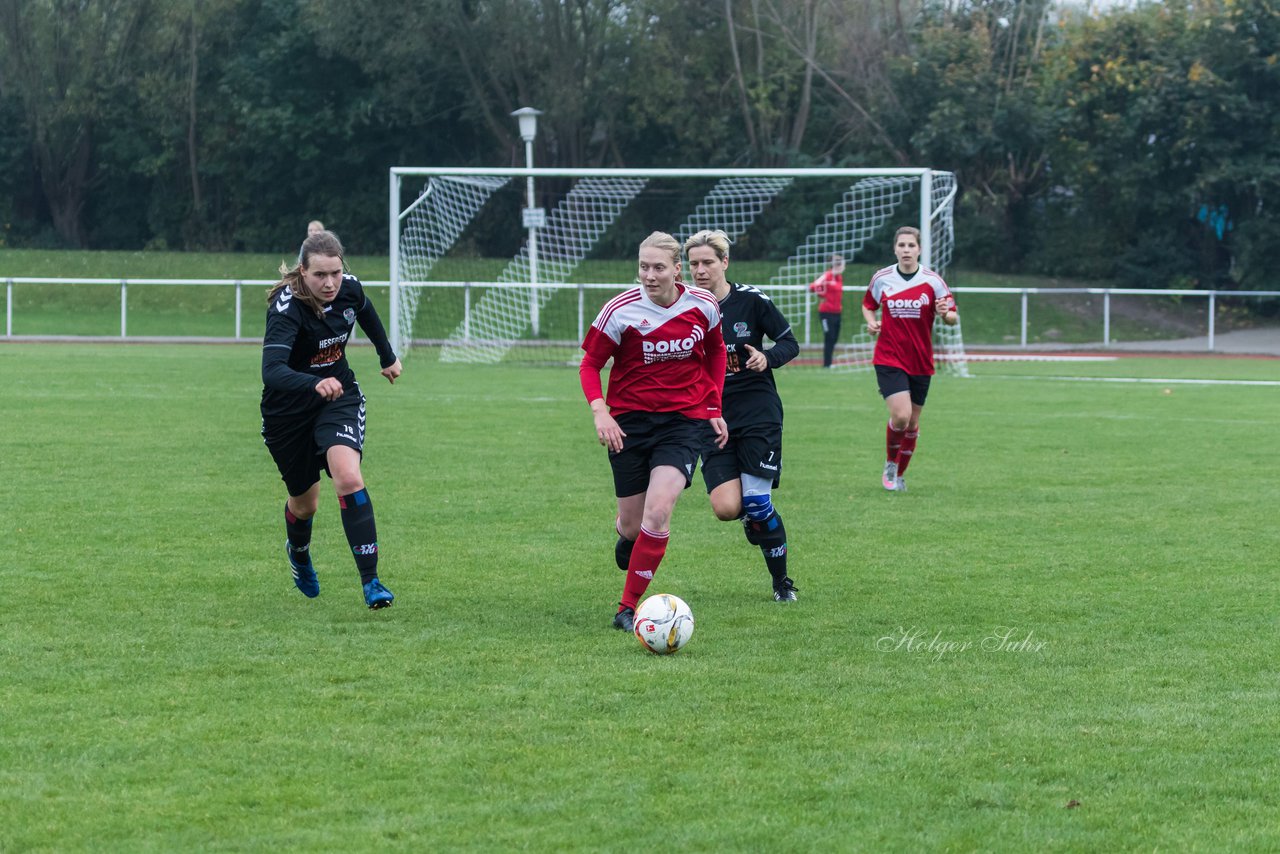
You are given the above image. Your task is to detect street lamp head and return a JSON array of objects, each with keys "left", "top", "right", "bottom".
[{"left": 511, "top": 107, "right": 543, "bottom": 143}]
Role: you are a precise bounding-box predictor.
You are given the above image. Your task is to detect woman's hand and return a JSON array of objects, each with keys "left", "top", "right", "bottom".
[
  {"left": 594, "top": 408, "right": 626, "bottom": 452},
  {"left": 315, "top": 377, "right": 345, "bottom": 400},
  {"left": 381, "top": 359, "right": 402, "bottom": 383},
  {"left": 710, "top": 417, "right": 729, "bottom": 449}
]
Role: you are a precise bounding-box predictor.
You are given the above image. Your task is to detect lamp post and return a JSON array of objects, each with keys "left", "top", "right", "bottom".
[{"left": 511, "top": 107, "right": 544, "bottom": 336}]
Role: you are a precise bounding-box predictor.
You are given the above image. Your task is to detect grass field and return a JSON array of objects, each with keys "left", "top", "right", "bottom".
[{"left": 2, "top": 342, "right": 1279, "bottom": 851}]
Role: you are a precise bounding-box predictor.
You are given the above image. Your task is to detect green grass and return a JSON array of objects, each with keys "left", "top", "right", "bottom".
[{"left": 2, "top": 342, "right": 1278, "bottom": 850}]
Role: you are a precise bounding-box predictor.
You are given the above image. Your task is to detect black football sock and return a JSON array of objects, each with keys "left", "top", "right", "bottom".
[
  {"left": 338, "top": 488, "right": 379, "bottom": 584},
  {"left": 615, "top": 535, "right": 635, "bottom": 571},
  {"left": 285, "top": 503, "right": 314, "bottom": 558},
  {"left": 744, "top": 511, "right": 789, "bottom": 586}
]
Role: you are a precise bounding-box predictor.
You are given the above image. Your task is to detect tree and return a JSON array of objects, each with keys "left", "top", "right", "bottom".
[
  {"left": 1038, "top": 0, "right": 1280, "bottom": 287},
  {"left": 0, "top": 0, "right": 152, "bottom": 247}
]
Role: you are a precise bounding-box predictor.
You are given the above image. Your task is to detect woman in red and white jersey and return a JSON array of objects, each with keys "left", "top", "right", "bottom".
[
  {"left": 861, "top": 226, "right": 958, "bottom": 492},
  {"left": 579, "top": 231, "right": 728, "bottom": 632}
]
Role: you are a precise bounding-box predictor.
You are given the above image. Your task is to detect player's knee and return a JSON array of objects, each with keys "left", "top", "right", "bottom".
[
  {"left": 331, "top": 473, "right": 365, "bottom": 497},
  {"left": 710, "top": 493, "right": 741, "bottom": 522},
  {"left": 289, "top": 494, "right": 319, "bottom": 519},
  {"left": 742, "top": 492, "right": 774, "bottom": 524}
]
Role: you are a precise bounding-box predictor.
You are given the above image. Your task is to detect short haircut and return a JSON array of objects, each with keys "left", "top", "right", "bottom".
[{"left": 683, "top": 229, "right": 731, "bottom": 262}]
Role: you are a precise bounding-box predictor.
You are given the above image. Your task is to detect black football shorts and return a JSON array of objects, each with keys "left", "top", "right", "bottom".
[
  {"left": 608, "top": 411, "right": 716, "bottom": 497},
  {"left": 875, "top": 364, "right": 931, "bottom": 406},
  {"left": 701, "top": 422, "right": 782, "bottom": 492},
  {"left": 262, "top": 389, "right": 366, "bottom": 496}
]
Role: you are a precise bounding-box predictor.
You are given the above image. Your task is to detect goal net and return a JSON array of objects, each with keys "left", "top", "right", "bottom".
[{"left": 390, "top": 167, "right": 965, "bottom": 374}]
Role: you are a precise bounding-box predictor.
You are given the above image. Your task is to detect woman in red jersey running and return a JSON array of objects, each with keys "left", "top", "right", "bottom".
[
  {"left": 579, "top": 231, "right": 728, "bottom": 632},
  {"left": 861, "top": 226, "right": 958, "bottom": 492}
]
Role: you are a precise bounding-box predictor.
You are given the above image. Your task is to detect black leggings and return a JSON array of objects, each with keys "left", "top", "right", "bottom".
[{"left": 820, "top": 312, "right": 842, "bottom": 367}]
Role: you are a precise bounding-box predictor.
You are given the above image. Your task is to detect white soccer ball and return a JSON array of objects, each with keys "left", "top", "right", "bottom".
[{"left": 633, "top": 593, "right": 695, "bottom": 654}]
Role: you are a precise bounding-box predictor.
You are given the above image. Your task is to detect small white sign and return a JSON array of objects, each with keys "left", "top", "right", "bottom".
[{"left": 522, "top": 208, "right": 547, "bottom": 229}]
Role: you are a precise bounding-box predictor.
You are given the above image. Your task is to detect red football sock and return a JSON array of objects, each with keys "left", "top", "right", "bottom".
[
  {"left": 886, "top": 421, "right": 906, "bottom": 462},
  {"left": 896, "top": 429, "right": 919, "bottom": 475},
  {"left": 620, "top": 525, "right": 669, "bottom": 610}
]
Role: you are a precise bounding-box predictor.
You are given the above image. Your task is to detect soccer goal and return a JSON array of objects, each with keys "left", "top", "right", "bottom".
[{"left": 389, "top": 167, "right": 966, "bottom": 374}]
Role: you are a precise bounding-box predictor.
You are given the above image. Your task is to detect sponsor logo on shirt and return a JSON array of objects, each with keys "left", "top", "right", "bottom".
[
  {"left": 733, "top": 321, "right": 749, "bottom": 337},
  {"left": 885, "top": 291, "right": 931, "bottom": 318},
  {"left": 641, "top": 325, "right": 705, "bottom": 364},
  {"left": 343, "top": 308, "right": 356, "bottom": 324},
  {"left": 310, "top": 333, "right": 350, "bottom": 368}
]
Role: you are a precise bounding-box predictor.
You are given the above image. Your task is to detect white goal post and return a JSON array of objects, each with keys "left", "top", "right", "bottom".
[{"left": 389, "top": 166, "right": 965, "bottom": 374}]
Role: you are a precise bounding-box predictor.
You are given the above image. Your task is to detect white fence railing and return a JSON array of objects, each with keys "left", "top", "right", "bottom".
[
  {"left": 960, "top": 285, "right": 1280, "bottom": 351},
  {"left": 3, "top": 276, "right": 1278, "bottom": 351}
]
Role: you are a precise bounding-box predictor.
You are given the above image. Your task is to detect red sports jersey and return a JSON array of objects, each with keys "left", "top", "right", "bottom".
[
  {"left": 862, "top": 264, "right": 954, "bottom": 375},
  {"left": 809, "top": 270, "right": 843, "bottom": 313},
  {"left": 579, "top": 283, "right": 726, "bottom": 419}
]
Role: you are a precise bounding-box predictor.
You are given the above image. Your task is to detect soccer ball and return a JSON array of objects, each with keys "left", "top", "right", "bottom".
[{"left": 633, "top": 593, "right": 695, "bottom": 654}]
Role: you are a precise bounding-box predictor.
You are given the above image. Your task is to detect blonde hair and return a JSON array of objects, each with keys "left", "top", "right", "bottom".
[
  {"left": 267, "top": 230, "right": 345, "bottom": 317},
  {"left": 683, "top": 229, "right": 731, "bottom": 262},
  {"left": 639, "top": 231, "right": 682, "bottom": 265}
]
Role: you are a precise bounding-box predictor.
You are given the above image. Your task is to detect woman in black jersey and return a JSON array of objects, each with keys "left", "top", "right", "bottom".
[
  {"left": 683, "top": 229, "right": 800, "bottom": 602},
  {"left": 261, "top": 230, "right": 402, "bottom": 609}
]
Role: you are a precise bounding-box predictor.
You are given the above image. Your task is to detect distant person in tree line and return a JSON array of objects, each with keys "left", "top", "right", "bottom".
[
  {"left": 861, "top": 226, "right": 957, "bottom": 492},
  {"left": 307, "top": 220, "right": 325, "bottom": 237},
  {"left": 809, "top": 253, "right": 846, "bottom": 368},
  {"left": 579, "top": 231, "right": 728, "bottom": 632},
  {"left": 684, "top": 229, "right": 800, "bottom": 602},
  {"left": 261, "top": 230, "right": 403, "bottom": 609}
]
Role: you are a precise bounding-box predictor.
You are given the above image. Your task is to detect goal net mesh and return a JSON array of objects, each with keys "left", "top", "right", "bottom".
[{"left": 394, "top": 170, "right": 964, "bottom": 374}]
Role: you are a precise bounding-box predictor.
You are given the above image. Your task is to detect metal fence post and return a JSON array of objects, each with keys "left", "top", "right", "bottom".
[
  {"left": 1103, "top": 291, "right": 1111, "bottom": 346},
  {"left": 577, "top": 283, "right": 585, "bottom": 343},
  {"left": 1020, "top": 289, "right": 1028, "bottom": 347},
  {"left": 121, "top": 279, "right": 128, "bottom": 338},
  {"left": 235, "top": 280, "right": 243, "bottom": 339},
  {"left": 6, "top": 279, "right": 12, "bottom": 337},
  {"left": 464, "top": 283, "right": 472, "bottom": 342},
  {"left": 1208, "top": 291, "right": 1216, "bottom": 351}
]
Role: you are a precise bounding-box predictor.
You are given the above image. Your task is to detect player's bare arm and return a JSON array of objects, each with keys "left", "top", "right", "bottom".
[{"left": 863, "top": 307, "right": 881, "bottom": 335}]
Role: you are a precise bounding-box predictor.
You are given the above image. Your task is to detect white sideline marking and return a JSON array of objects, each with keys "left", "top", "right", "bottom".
[
  {"left": 987, "top": 375, "right": 1280, "bottom": 387},
  {"left": 961, "top": 354, "right": 1118, "bottom": 362}
]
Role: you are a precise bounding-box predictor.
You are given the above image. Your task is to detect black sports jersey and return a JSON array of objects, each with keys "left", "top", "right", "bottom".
[
  {"left": 260, "top": 274, "right": 396, "bottom": 419},
  {"left": 717, "top": 281, "right": 799, "bottom": 429}
]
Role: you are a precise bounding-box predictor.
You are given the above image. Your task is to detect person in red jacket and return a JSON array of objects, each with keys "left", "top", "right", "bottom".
[
  {"left": 861, "top": 227, "right": 958, "bottom": 492},
  {"left": 579, "top": 231, "right": 729, "bottom": 632},
  {"left": 809, "top": 253, "right": 845, "bottom": 367}
]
